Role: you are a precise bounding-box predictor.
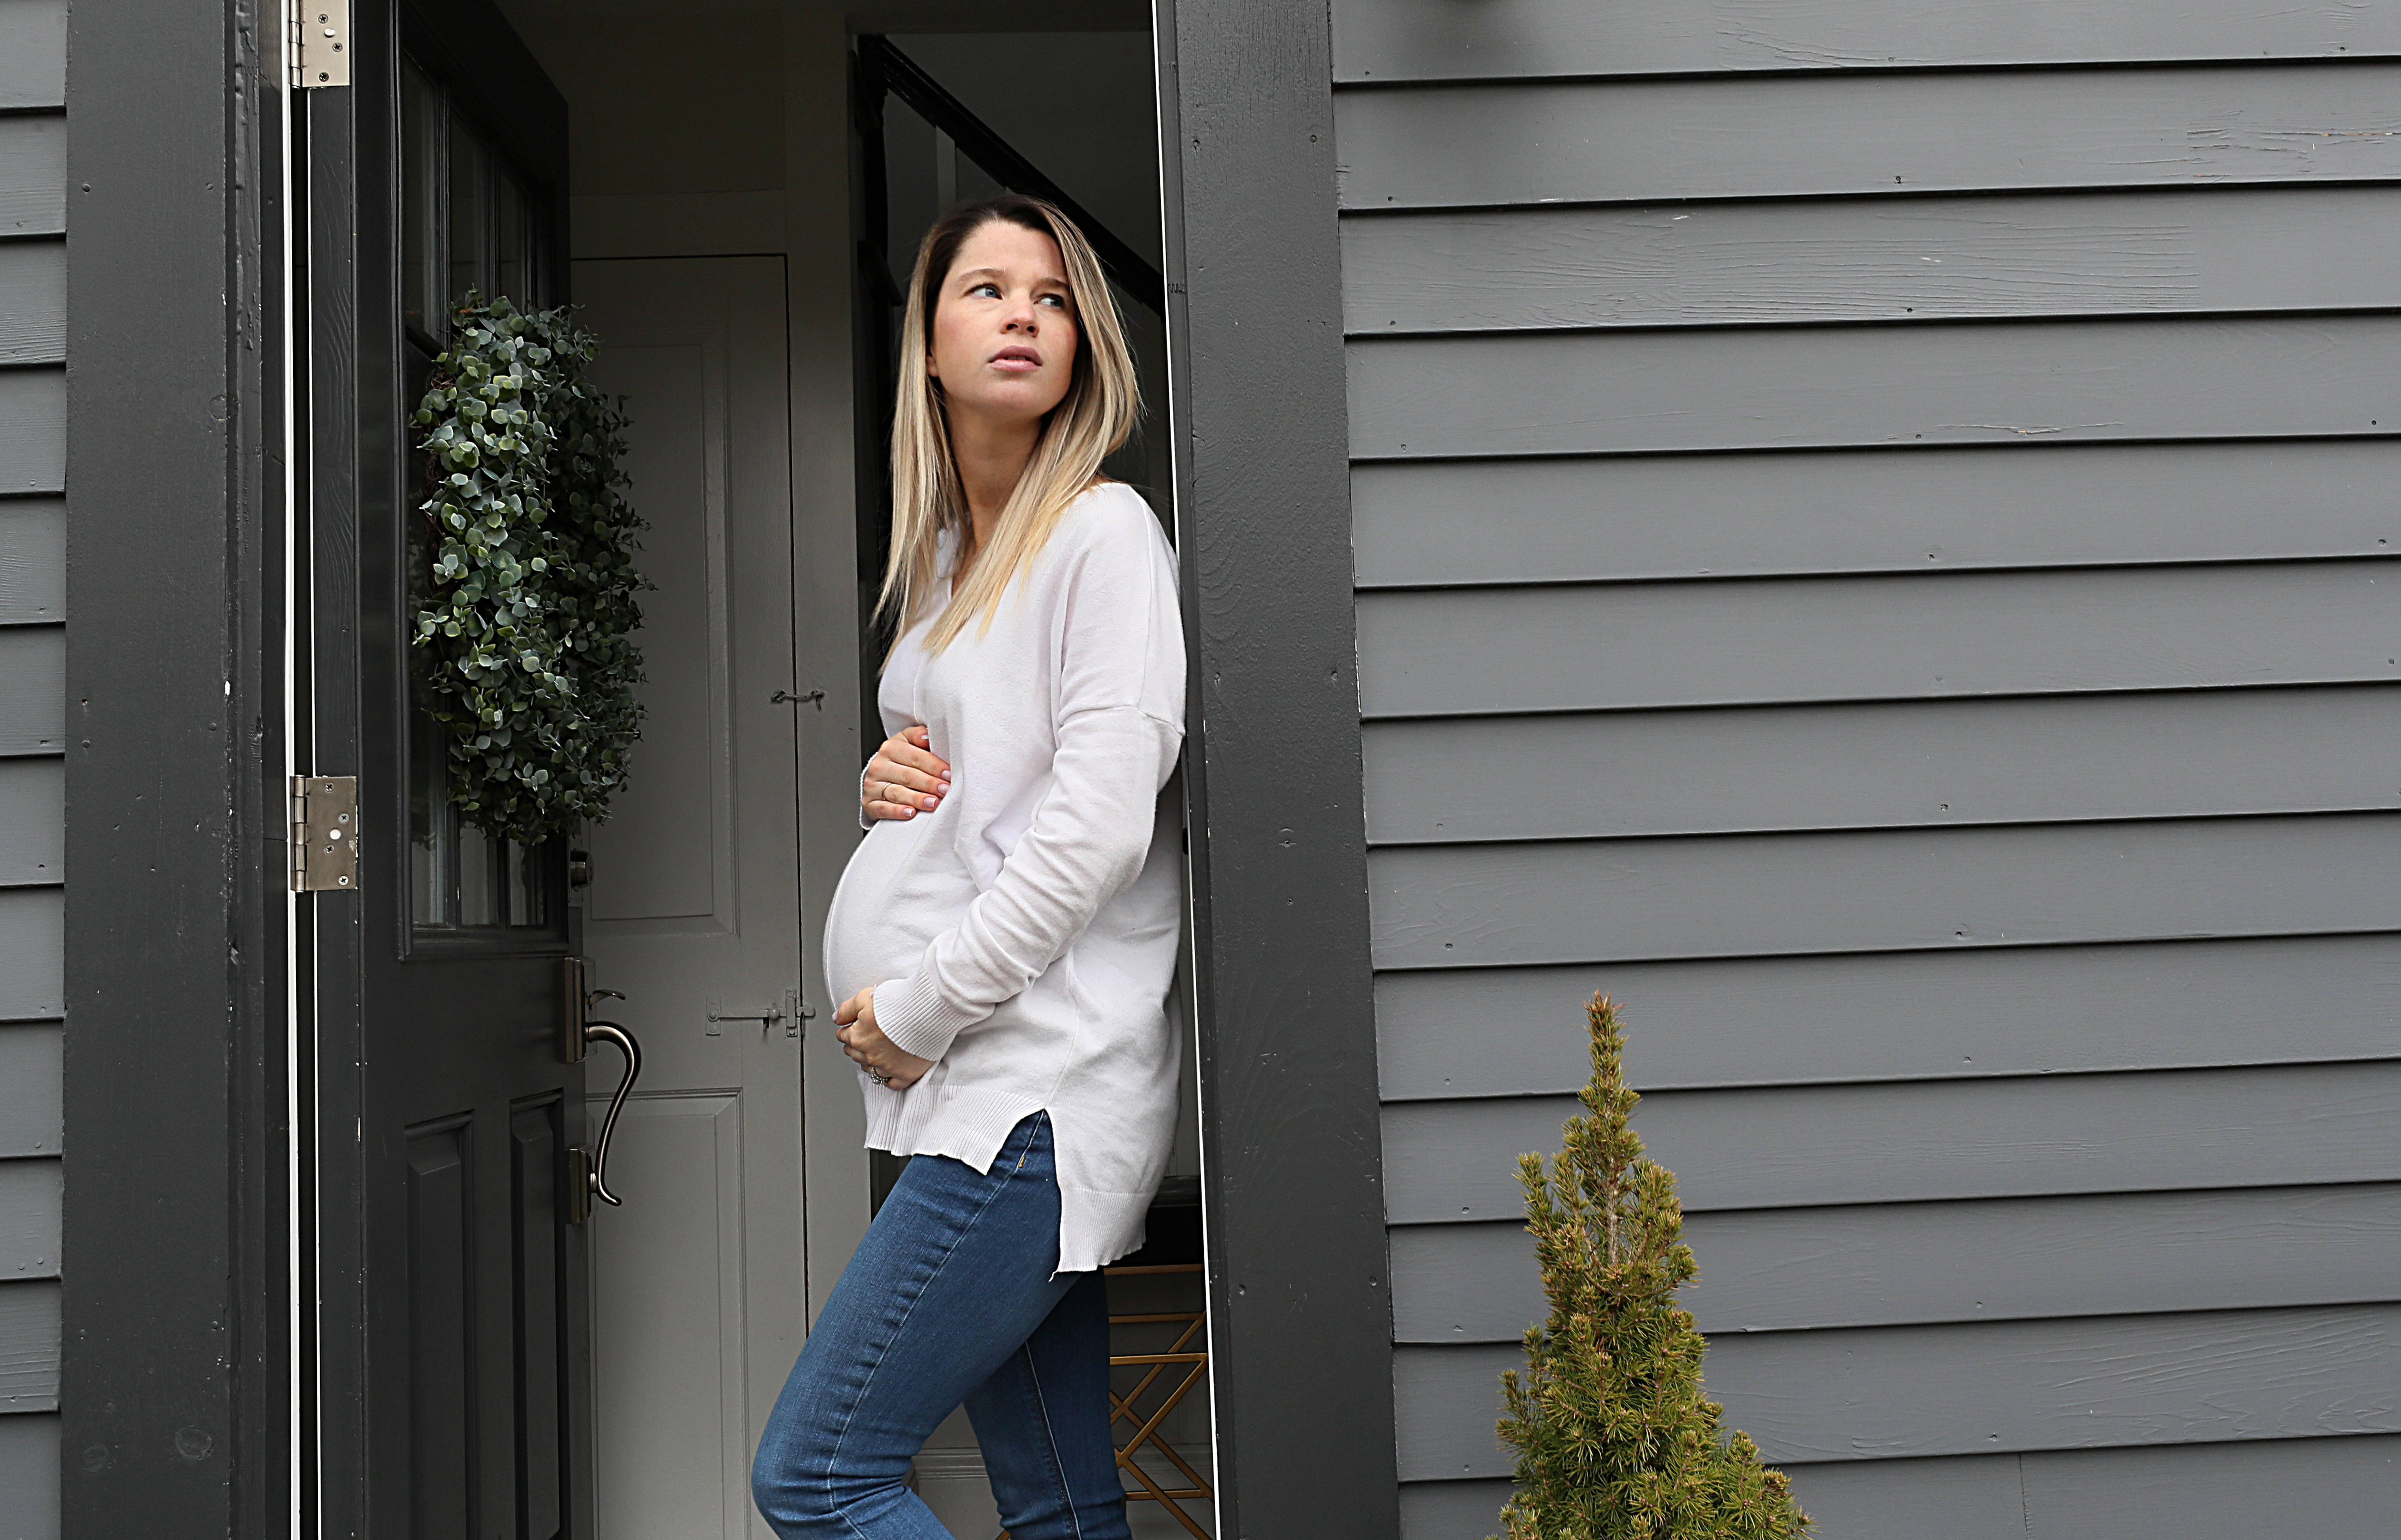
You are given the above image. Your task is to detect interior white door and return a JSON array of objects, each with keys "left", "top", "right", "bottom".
[{"left": 572, "top": 255, "right": 804, "bottom": 1540}]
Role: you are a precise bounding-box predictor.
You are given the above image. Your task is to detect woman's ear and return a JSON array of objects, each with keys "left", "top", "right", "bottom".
[{"left": 926, "top": 352, "right": 940, "bottom": 381}]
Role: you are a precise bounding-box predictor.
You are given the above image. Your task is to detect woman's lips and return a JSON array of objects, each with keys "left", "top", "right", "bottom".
[{"left": 989, "top": 346, "right": 1041, "bottom": 372}]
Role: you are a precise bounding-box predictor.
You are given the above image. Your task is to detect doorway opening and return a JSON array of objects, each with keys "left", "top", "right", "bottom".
[{"left": 481, "top": 4, "right": 1211, "bottom": 1536}]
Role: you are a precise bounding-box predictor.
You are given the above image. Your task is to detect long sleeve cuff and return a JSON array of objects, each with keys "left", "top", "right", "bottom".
[{"left": 872, "top": 974, "right": 974, "bottom": 1063}]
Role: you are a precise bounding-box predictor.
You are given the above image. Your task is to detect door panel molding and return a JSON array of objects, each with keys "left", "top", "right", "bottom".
[{"left": 582, "top": 325, "right": 741, "bottom": 938}]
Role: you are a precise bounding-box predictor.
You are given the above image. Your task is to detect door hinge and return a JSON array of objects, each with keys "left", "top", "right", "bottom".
[
  {"left": 289, "top": 775, "right": 359, "bottom": 892},
  {"left": 289, "top": 0, "right": 351, "bottom": 89}
]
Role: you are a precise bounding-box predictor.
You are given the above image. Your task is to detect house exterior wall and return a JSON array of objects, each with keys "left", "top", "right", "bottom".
[
  {"left": 1331, "top": 1, "right": 2401, "bottom": 1534},
  {"left": 0, "top": 0, "right": 67, "bottom": 1533}
]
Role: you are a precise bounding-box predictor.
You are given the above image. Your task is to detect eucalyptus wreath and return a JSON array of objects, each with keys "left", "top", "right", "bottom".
[{"left": 411, "top": 294, "right": 648, "bottom": 846}]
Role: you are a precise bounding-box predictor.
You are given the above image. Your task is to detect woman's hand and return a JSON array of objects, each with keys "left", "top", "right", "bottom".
[
  {"left": 862, "top": 725, "right": 951, "bottom": 822},
  {"left": 834, "top": 987, "right": 935, "bottom": 1091}
]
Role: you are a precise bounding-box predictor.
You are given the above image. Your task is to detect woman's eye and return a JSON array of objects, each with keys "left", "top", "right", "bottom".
[
  {"left": 1038, "top": 294, "right": 1067, "bottom": 309},
  {"left": 967, "top": 281, "right": 1001, "bottom": 298}
]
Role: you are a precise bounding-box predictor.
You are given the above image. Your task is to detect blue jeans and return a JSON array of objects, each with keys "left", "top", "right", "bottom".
[{"left": 752, "top": 1112, "right": 1131, "bottom": 1540}]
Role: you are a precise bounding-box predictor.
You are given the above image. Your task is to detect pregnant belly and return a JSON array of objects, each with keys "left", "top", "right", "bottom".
[{"left": 822, "top": 823, "right": 977, "bottom": 1000}]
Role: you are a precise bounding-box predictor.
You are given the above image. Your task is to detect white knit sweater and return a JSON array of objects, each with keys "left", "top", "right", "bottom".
[{"left": 822, "top": 483, "right": 1186, "bottom": 1273}]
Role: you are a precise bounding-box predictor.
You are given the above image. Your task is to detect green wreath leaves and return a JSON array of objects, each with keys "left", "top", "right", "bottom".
[{"left": 412, "top": 294, "right": 648, "bottom": 846}]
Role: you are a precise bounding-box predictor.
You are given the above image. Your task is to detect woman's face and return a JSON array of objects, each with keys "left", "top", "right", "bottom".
[{"left": 927, "top": 219, "right": 1079, "bottom": 432}]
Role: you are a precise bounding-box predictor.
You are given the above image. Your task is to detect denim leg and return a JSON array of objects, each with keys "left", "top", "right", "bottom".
[
  {"left": 963, "top": 1272, "right": 1131, "bottom": 1540},
  {"left": 752, "top": 1114, "right": 1080, "bottom": 1540}
]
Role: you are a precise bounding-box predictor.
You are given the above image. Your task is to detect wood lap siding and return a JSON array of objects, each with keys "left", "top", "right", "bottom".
[
  {"left": 1331, "top": 0, "right": 2401, "bottom": 81},
  {"left": 0, "top": 0, "right": 66, "bottom": 1535},
  {"left": 1330, "top": 1, "right": 2401, "bottom": 1535}
]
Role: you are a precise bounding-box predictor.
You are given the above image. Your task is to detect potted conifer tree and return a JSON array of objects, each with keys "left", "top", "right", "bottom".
[{"left": 1496, "top": 995, "right": 1809, "bottom": 1539}]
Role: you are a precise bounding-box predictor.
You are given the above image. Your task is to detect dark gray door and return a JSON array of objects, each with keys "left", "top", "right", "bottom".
[{"left": 307, "top": 3, "right": 592, "bottom": 1535}]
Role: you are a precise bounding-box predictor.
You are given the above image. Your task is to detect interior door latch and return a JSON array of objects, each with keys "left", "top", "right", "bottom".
[
  {"left": 289, "top": 775, "right": 359, "bottom": 892},
  {"left": 707, "top": 990, "right": 813, "bottom": 1039}
]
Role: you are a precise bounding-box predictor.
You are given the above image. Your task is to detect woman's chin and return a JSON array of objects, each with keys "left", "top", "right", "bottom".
[{"left": 951, "top": 385, "right": 1068, "bottom": 428}]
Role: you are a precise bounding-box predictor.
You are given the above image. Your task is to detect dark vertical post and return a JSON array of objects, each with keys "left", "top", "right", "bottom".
[
  {"left": 1153, "top": 0, "right": 1403, "bottom": 1534},
  {"left": 60, "top": 0, "right": 283, "bottom": 1533}
]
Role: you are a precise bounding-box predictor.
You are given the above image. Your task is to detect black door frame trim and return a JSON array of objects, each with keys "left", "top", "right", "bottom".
[
  {"left": 1152, "top": 0, "right": 1405, "bottom": 1532},
  {"left": 60, "top": 0, "right": 290, "bottom": 1534}
]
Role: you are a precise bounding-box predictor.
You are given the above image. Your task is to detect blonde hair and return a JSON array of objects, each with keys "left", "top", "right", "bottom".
[{"left": 880, "top": 195, "right": 1142, "bottom": 656}]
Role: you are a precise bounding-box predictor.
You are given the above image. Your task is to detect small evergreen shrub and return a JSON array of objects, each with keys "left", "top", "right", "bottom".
[{"left": 1495, "top": 995, "right": 1809, "bottom": 1540}]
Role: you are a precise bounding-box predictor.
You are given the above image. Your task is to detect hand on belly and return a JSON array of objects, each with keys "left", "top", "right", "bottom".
[
  {"left": 862, "top": 725, "right": 950, "bottom": 822},
  {"left": 835, "top": 987, "right": 935, "bottom": 1091}
]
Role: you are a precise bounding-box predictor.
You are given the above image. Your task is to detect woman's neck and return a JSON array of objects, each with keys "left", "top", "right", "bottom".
[{"left": 948, "top": 406, "right": 1041, "bottom": 566}]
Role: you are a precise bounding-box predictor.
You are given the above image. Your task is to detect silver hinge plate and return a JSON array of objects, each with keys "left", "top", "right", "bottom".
[
  {"left": 290, "top": 776, "right": 359, "bottom": 892},
  {"left": 290, "top": 0, "right": 351, "bottom": 89}
]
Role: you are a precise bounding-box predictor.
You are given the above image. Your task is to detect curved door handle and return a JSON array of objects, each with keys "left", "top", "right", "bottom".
[{"left": 579, "top": 1019, "right": 641, "bottom": 1209}]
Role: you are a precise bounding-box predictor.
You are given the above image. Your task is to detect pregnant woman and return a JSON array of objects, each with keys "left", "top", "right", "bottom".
[{"left": 750, "top": 194, "right": 1184, "bottom": 1540}]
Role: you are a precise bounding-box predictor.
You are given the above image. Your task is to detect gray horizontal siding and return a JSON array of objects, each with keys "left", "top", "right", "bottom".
[
  {"left": 0, "top": 868, "right": 58, "bottom": 1022},
  {"left": 1337, "top": 63, "right": 2401, "bottom": 209},
  {"left": 1366, "top": 686, "right": 2401, "bottom": 844},
  {"left": 1333, "top": 0, "right": 2401, "bottom": 83},
  {"left": 1391, "top": 1185, "right": 2401, "bottom": 1340},
  {"left": 0, "top": 760, "right": 60, "bottom": 887},
  {"left": 1343, "top": 185, "right": 2401, "bottom": 333},
  {"left": 0, "top": 116, "right": 63, "bottom": 240},
  {"left": 0, "top": 27, "right": 57, "bottom": 1540},
  {"left": 1376, "top": 934, "right": 2401, "bottom": 1098},
  {"left": 0, "top": 1412, "right": 56, "bottom": 1540},
  {"left": 0, "top": 371, "right": 62, "bottom": 495},
  {"left": 1400, "top": 1435, "right": 2401, "bottom": 1540},
  {"left": 0, "top": 0, "right": 66, "bottom": 111},
  {"left": 0, "top": 243, "right": 61, "bottom": 367},
  {"left": 1350, "top": 314, "right": 2401, "bottom": 460},
  {"left": 1384, "top": 1061, "right": 2401, "bottom": 1223},
  {"left": 0, "top": 502, "right": 62, "bottom": 624},
  {"left": 1397, "top": 1303, "right": 2401, "bottom": 1478},
  {"left": 1372, "top": 812, "right": 2401, "bottom": 969},
  {"left": 0, "top": 1027, "right": 58, "bottom": 1156},
  {"left": 1342, "top": 15, "right": 2401, "bottom": 1523},
  {"left": 0, "top": 1161, "right": 56, "bottom": 1281},
  {"left": 1351, "top": 440, "right": 2401, "bottom": 588},
  {"left": 0, "top": 630, "right": 63, "bottom": 754},
  {"left": 1361, "top": 562, "right": 2401, "bottom": 718},
  {"left": 0, "top": 1281, "right": 56, "bottom": 1413},
  {"left": 2002, "top": 1434, "right": 2401, "bottom": 1538}
]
